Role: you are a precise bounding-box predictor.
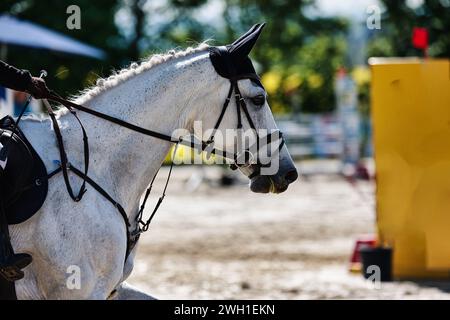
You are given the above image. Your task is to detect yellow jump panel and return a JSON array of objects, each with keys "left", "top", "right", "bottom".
[{"left": 370, "top": 58, "right": 450, "bottom": 278}]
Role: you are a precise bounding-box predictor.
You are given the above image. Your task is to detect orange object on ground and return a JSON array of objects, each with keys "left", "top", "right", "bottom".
[{"left": 349, "top": 235, "right": 377, "bottom": 273}]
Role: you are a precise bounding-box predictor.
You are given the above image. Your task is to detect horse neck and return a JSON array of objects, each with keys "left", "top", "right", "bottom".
[{"left": 60, "top": 51, "right": 212, "bottom": 216}]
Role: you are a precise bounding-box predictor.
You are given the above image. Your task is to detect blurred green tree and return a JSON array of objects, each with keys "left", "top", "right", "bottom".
[
  {"left": 139, "top": 0, "right": 217, "bottom": 53},
  {"left": 0, "top": 0, "right": 127, "bottom": 96},
  {"left": 222, "top": 0, "right": 349, "bottom": 113},
  {"left": 1, "top": 0, "right": 350, "bottom": 115},
  {"left": 367, "top": 0, "right": 450, "bottom": 58}
]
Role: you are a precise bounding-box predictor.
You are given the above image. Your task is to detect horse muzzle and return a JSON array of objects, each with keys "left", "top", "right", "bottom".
[{"left": 249, "top": 163, "right": 298, "bottom": 194}]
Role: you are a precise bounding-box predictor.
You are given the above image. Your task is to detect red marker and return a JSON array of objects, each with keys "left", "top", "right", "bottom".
[{"left": 412, "top": 27, "right": 429, "bottom": 58}]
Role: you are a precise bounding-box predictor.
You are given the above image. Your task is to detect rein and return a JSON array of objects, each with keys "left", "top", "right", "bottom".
[{"left": 32, "top": 73, "right": 284, "bottom": 261}]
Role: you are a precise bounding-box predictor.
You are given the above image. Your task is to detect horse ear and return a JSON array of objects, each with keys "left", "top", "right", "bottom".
[
  {"left": 231, "top": 23, "right": 261, "bottom": 46},
  {"left": 230, "top": 23, "right": 265, "bottom": 59}
]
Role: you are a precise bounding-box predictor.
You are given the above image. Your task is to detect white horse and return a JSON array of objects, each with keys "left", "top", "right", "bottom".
[{"left": 9, "top": 24, "right": 297, "bottom": 299}]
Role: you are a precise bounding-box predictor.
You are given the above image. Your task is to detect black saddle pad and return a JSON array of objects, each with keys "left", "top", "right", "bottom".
[{"left": 0, "top": 116, "right": 48, "bottom": 225}]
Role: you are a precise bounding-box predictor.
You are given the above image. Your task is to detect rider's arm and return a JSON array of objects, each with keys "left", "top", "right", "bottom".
[
  {"left": 0, "top": 60, "right": 50, "bottom": 98},
  {"left": 0, "top": 60, "right": 33, "bottom": 92}
]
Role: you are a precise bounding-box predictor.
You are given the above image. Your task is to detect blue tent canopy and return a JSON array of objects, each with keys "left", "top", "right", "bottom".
[{"left": 0, "top": 15, "right": 105, "bottom": 59}]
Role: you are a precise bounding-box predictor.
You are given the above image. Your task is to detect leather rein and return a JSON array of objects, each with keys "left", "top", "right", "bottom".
[{"left": 36, "top": 73, "right": 284, "bottom": 261}]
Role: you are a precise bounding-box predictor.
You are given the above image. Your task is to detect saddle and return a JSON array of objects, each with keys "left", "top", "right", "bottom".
[
  {"left": 0, "top": 115, "right": 47, "bottom": 288},
  {"left": 0, "top": 115, "right": 48, "bottom": 225}
]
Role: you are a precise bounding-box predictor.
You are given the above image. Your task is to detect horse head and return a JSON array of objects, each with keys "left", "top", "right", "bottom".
[{"left": 197, "top": 23, "right": 298, "bottom": 193}]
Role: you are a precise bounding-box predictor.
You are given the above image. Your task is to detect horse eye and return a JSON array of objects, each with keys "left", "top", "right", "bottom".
[{"left": 251, "top": 95, "right": 265, "bottom": 106}]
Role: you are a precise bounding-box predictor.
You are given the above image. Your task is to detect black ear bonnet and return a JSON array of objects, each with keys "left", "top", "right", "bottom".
[{"left": 208, "top": 23, "right": 265, "bottom": 88}]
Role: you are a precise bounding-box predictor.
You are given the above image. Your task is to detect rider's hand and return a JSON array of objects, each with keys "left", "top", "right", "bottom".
[{"left": 27, "top": 77, "right": 50, "bottom": 99}]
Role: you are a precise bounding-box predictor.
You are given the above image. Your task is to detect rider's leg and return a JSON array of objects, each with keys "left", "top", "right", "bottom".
[
  {"left": 0, "top": 176, "right": 32, "bottom": 281},
  {"left": 0, "top": 173, "right": 10, "bottom": 265}
]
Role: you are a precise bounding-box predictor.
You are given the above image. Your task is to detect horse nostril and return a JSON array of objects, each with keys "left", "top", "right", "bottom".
[{"left": 284, "top": 169, "right": 298, "bottom": 184}]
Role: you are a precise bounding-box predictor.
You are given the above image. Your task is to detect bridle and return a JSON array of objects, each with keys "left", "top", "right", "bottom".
[
  {"left": 11, "top": 48, "right": 285, "bottom": 261},
  {"left": 200, "top": 73, "right": 285, "bottom": 179},
  {"left": 205, "top": 46, "right": 285, "bottom": 176}
]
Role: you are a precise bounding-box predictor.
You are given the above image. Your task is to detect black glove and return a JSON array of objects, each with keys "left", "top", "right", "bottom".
[{"left": 27, "top": 77, "right": 50, "bottom": 99}]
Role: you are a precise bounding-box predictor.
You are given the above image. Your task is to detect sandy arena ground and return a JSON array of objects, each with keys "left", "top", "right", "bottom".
[{"left": 128, "top": 161, "right": 450, "bottom": 299}]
